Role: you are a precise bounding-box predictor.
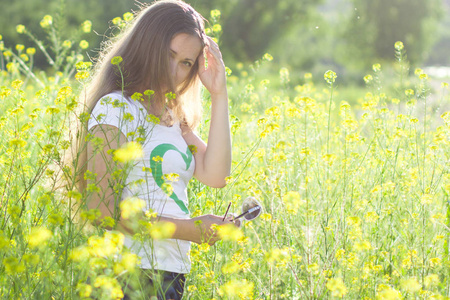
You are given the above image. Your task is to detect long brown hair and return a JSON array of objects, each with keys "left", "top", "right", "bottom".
[
  {"left": 72, "top": 0, "right": 207, "bottom": 194},
  {"left": 84, "top": 0, "right": 206, "bottom": 128}
]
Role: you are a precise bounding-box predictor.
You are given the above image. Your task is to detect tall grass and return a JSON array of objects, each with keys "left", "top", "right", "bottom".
[{"left": 1, "top": 9, "right": 450, "bottom": 300}]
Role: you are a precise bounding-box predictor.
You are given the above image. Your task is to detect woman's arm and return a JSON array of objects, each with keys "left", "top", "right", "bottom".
[
  {"left": 86, "top": 124, "right": 127, "bottom": 219},
  {"left": 184, "top": 36, "right": 232, "bottom": 188}
]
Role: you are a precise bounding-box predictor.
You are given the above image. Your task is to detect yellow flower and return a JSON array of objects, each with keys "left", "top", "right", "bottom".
[
  {"left": 372, "top": 63, "right": 381, "bottom": 72},
  {"left": 282, "top": 191, "right": 303, "bottom": 214},
  {"left": 335, "top": 249, "right": 345, "bottom": 260},
  {"left": 77, "top": 283, "right": 93, "bottom": 298},
  {"left": 114, "top": 252, "right": 139, "bottom": 274},
  {"left": 16, "top": 24, "right": 26, "bottom": 34},
  {"left": 429, "top": 257, "right": 441, "bottom": 268},
  {"left": 365, "top": 211, "right": 379, "bottom": 223},
  {"left": 70, "top": 246, "right": 89, "bottom": 262},
  {"left": 123, "top": 12, "right": 134, "bottom": 22},
  {"left": 111, "top": 56, "right": 123, "bottom": 66},
  {"left": 218, "top": 279, "right": 254, "bottom": 299},
  {"left": 75, "top": 70, "right": 89, "bottom": 80},
  {"left": 9, "top": 138, "right": 27, "bottom": 148},
  {"left": 394, "top": 41, "right": 404, "bottom": 51},
  {"left": 40, "top": 15, "right": 53, "bottom": 28},
  {"left": 265, "top": 247, "right": 290, "bottom": 265},
  {"left": 79, "top": 40, "right": 89, "bottom": 49},
  {"left": 62, "top": 40, "right": 72, "bottom": 49},
  {"left": 262, "top": 53, "right": 273, "bottom": 61},
  {"left": 11, "top": 79, "right": 23, "bottom": 90},
  {"left": 114, "top": 141, "right": 144, "bottom": 163},
  {"left": 88, "top": 232, "right": 124, "bottom": 257},
  {"left": 420, "top": 194, "right": 433, "bottom": 205},
  {"left": 120, "top": 197, "right": 145, "bottom": 219},
  {"left": 20, "top": 54, "right": 29, "bottom": 61},
  {"left": 210, "top": 9, "right": 221, "bottom": 19},
  {"left": 405, "top": 89, "right": 414, "bottom": 96},
  {"left": 3, "top": 50, "right": 12, "bottom": 58},
  {"left": 326, "top": 278, "right": 348, "bottom": 298},
  {"left": 260, "top": 213, "right": 272, "bottom": 220},
  {"left": 400, "top": 277, "right": 421, "bottom": 293},
  {"left": 424, "top": 274, "right": 439, "bottom": 288},
  {"left": 3, "top": 257, "right": 25, "bottom": 275},
  {"left": 280, "top": 67, "right": 289, "bottom": 82},
  {"left": 212, "top": 24, "right": 222, "bottom": 33},
  {"left": 149, "top": 221, "right": 176, "bottom": 239},
  {"left": 81, "top": 20, "right": 92, "bottom": 33},
  {"left": 28, "top": 227, "right": 52, "bottom": 248},
  {"left": 324, "top": 70, "right": 337, "bottom": 84},
  {"left": 346, "top": 216, "right": 361, "bottom": 226},
  {"left": 112, "top": 17, "right": 122, "bottom": 25},
  {"left": 364, "top": 74, "right": 373, "bottom": 84},
  {"left": 353, "top": 240, "right": 372, "bottom": 252},
  {"left": 217, "top": 223, "right": 244, "bottom": 241},
  {"left": 419, "top": 73, "right": 428, "bottom": 80},
  {"left": 222, "top": 261, "right": 240, "bottom": 274}
]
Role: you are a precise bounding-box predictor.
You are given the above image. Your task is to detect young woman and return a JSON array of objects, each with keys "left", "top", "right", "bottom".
[{"left": 79, "top": 0, "right": 235, "bottom": 298}]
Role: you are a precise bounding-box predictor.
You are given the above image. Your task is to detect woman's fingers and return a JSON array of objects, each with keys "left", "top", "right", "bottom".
[{"left": 226, "top": 214, "right": 241, "bottom": 227}]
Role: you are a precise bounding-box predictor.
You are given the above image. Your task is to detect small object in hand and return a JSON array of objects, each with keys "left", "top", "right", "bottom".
[
  {"left": 222, "top": 201, "right": 231, "bottom": 221},
  {"left": 234, "top": 197, "right": 262, "bottom": 221}
]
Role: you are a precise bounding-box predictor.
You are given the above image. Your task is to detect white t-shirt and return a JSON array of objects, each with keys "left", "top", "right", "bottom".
[{"left": 88, "top": 91, "right": 195, "bottom": 273}]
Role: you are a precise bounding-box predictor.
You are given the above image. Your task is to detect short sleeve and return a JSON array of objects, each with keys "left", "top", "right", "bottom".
[{"left": 88, "top": 92, "right": 140, "bottom": 139}]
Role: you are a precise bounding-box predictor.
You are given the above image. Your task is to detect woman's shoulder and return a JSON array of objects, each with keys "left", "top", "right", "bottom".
[
  {"left": 98, "top": 91, "right": 131, "bottom": 106},
  {"left": 94, "top": 91, "right": 145, "bottom": 113}
]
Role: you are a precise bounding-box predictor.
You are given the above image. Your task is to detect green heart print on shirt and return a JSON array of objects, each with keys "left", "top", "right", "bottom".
[{"left": 150, "top": 143, "right": 193, "bottom": 214}]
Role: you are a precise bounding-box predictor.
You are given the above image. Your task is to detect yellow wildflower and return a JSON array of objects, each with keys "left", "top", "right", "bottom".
[
  {"left": 79, "top": 40, "right": 89, "bottom": 49},
  {"left": 114, "top": 141, "right": 144, "bottom": 162},
  {"left": 218, "top": 279, "right": 254, "bottom": 299},
  {"left": 40, "top": 15, "right": 53, "bottom": 28},
  {"left": 400, "top": 277, "right": 421, "bottom": 293},
  {"left": 326, "top": 278, "right": 348, "bottom": 298},
  {"left": 149, "top": 221, "right": 176, "bottom": 239},
  {"left": 28, "top": 227, "right": 52, "bottom": 248},
  {"left": 282, "top": 191, "right": 303, "bottom": 214},
  {"left": 16, "top": 24, "right": 26, "bottom": 34},
  {"left": 217, "top": 223, "right": 243, "bottom": 241},
  {"left": 81, "top": 20, "right": 92, "bottom": 33},
  {"left": 120, "top": 197, "right": 145, "bottom": 219}
]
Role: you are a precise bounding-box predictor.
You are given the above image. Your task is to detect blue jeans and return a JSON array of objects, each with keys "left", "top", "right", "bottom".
[{"left": 123, "top": 270, "right": 186, "bottom": 300}]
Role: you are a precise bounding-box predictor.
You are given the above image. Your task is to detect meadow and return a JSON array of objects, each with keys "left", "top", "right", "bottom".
[{"left": 1, "top": 10, "right": 450, "bottom": 300}]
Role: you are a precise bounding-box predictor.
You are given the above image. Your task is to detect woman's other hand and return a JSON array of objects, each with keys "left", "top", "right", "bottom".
[
  {"left": 198, "top": 36, "right": 227, "bottom": 98},
  {"left": 189, "top": 214, "right": 239, "bottom": 246}
]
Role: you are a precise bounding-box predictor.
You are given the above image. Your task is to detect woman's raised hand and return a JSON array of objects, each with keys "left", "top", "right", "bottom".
[{"left": 198, "top": 36, "right": 227, "bottom": 98}]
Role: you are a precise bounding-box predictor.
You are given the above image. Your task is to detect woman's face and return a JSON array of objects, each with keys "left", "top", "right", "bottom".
[{"left": 169, "top": 33, "right": 203, "bottom": 87}]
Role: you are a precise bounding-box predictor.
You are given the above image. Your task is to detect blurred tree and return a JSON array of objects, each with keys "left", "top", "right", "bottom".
[
  {"left": 425, "top": 0, "right": 450, "bottom": 66},
  {"left": 0, "top": 0, "right": 135, "bottom": 69},
  {"left": 1, "top": 0, "right": 323, "bottom": 69},
  {"left": 217, "top": 0, "right": 323, "bottom": 63},
  {"left": 339, "top": 0, "right": 443, "bottom": 69}
]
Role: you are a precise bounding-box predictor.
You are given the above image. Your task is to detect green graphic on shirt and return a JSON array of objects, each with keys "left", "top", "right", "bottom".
[{"left": 150, "top": 143, "right": 193, "bottom": 214}]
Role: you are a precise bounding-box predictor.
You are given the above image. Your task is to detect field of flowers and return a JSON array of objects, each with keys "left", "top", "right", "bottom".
[{"left": 1, "top": 10, "right": 450, "bottom": 300}]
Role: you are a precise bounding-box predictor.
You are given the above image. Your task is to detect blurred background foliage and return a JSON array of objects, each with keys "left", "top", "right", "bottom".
[{"left": 0, "top": 0, "right": 449, "bottom": 81}]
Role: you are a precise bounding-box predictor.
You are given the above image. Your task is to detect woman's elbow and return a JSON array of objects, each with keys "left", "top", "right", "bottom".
[
  {"left": 211, "top": 180, "right": 227, "bottom": 189},
  {"left": 202, "top": 175, "right": 228, "bottom": 188}
]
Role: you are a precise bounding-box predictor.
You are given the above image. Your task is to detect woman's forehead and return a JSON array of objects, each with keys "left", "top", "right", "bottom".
[{"left": 170, "top": 33, "right": 203, "bottom": 58}]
